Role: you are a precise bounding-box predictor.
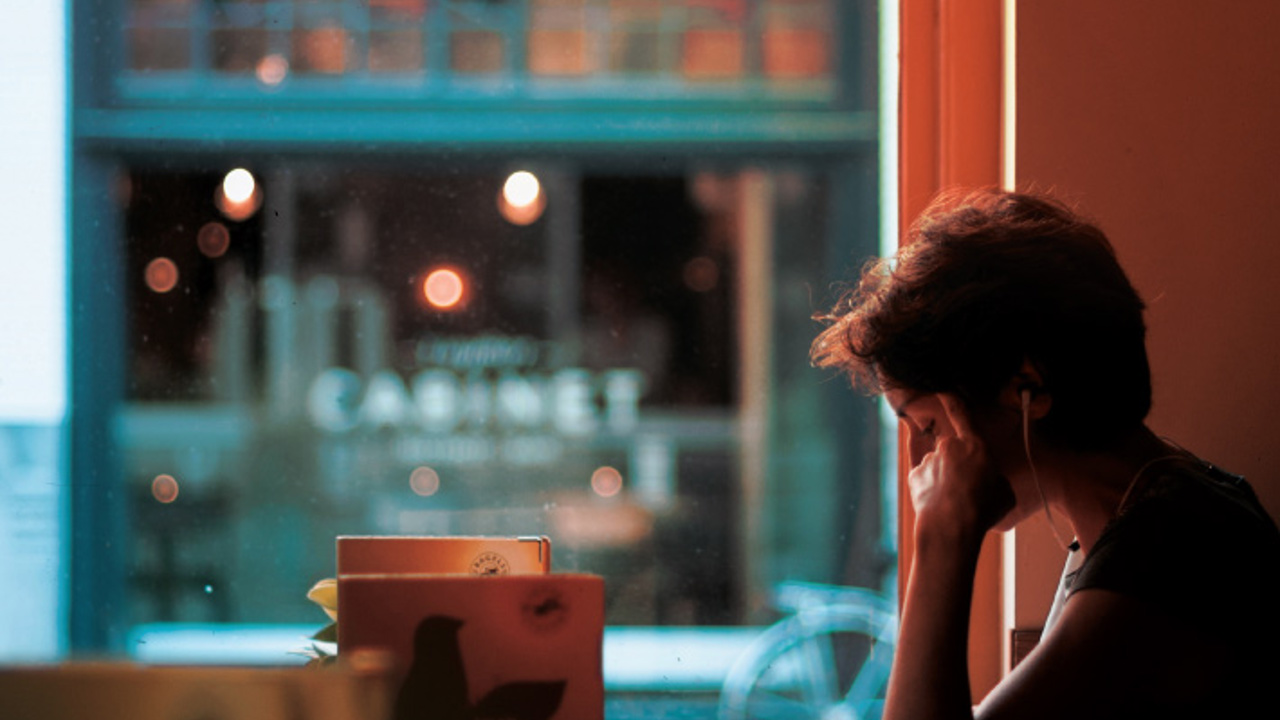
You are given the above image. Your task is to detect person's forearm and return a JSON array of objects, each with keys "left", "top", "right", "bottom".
[{"left": 882, "top": 528, "right": 985, "bottom": 720}]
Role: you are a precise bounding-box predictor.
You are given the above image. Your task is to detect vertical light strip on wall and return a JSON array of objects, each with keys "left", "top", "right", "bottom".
[
  {"left": 0, "top": 5, "right": 68, "bottom": 660},
  {"left": 878, "top": 0, "right": 902, "bottom": 584},
  {"left": 1000, "top": 0, "right": 1018, "bottom": 672},
  {"left": 1000, "top": 0, "right": 1017, "bottom": 190},
  {"left": 880, "top": 0, "right": 900, "bottom": 259}
]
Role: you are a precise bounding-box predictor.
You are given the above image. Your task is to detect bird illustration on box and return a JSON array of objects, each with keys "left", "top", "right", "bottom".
[{"left": 394, "top": 615, "right": 567, "bottom": 720}]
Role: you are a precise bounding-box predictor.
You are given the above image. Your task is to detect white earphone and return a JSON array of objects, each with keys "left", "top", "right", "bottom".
[{"left": 1022, "top": 386, "right": 1071, "bottom": 550}]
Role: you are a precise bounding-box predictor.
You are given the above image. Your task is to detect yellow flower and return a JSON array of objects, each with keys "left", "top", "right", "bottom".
[{"left": 307, "top": 577, "right": 338, "bottom": 621}]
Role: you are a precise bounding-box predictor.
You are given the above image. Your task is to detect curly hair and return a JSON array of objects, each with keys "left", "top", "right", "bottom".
[{"left": 812, "top": 187, "right": 1150, "bottom": 451}]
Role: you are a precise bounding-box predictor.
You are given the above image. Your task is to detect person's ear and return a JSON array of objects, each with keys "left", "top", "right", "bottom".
[{"left": 1001, "top": 358, "right": 1051, "bottom": 420}]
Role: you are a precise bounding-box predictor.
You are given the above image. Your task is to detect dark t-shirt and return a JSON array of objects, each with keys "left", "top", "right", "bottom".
[{"left": 1067, "top": 456, "right": 1280, "bottom": 717}]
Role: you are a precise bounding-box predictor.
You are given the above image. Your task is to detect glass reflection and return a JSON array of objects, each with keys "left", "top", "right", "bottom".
[{"left": 122, "top": 168, "right": 746, "bottom": 628}]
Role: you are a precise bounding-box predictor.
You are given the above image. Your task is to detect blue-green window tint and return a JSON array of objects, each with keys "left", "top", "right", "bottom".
[
  {"left": 70, "top": 0, "right": 892, "bottom": 709},
  {"left": 121, "top": 0, "right": 838, "bottom": 101}
]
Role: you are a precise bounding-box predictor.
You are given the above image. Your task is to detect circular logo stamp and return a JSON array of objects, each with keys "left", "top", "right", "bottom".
[
  {"left": 521, "top": 587, "right": 569, "bottom": 633},
  {"left": 470, "top": 552, "right": 511, "bottom": 576}
]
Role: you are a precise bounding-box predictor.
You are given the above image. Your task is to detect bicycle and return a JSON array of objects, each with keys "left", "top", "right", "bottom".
[{"left": 717, "top": 581, "right": 898, "bottom": 720}]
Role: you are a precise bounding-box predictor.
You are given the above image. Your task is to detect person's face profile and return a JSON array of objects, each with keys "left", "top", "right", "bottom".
[
  {"left": 886, "top": 385, "right": 1038, "bottom": 532},
  {"left": 885, "top": 389, "right": 954, "bottom": 468}
]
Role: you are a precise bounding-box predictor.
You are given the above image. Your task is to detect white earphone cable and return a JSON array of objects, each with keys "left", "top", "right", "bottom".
[{"left": 1023, "top": 390, "right": 1071, "bottom": 551}]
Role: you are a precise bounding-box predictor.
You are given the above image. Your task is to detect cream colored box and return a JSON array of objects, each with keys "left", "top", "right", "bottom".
[
  {"left": 336, "top": 535, "right": 551, "bottom": 576},
  {"left": 338, "top": 573, "right": 604, "bottom": 720}
]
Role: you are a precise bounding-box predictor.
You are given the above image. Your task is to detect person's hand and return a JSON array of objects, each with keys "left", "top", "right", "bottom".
[{"left": 907, "top": 393, "right": 1016, "bottom": 547}]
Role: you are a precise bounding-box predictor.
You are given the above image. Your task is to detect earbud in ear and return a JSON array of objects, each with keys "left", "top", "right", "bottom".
[{"left": 1020, "top": 386, "right": 1033, "bottom": 411}]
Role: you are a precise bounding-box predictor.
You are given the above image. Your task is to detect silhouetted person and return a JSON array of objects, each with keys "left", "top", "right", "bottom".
[
  {"left": 394, "top": 615, "right": 566, "bottom": 720},
  {"left": 814, "top": 188, "right": 1280, "bottom": 720}
]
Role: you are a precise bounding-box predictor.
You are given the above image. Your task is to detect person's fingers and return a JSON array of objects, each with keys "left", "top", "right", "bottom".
[{"left": 939, "top": 392, "right": 977, "bottom": 440}]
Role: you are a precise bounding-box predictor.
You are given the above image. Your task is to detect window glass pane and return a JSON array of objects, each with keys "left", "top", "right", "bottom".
[
  {"left": 369, "top": 29, "right": 425, "bottom": 73},
  {"left": 608, "top": 0, "right": 669, "bottom": 75},
  {"left": 55, "top": 0, "right": 891, "bottom": 714},
  {"left": 129, "top": 27, "right": 192, "bottom": 72},
  {"left": 530, "top": 2, "right": 594, "bottom": 77},
  {"left": 370, "top": 0, "right": 428, "bottom": 26},
  {"left": 450, "top": 30, "right": 505, "bottom": 74},
  {"left": 762, "top": 0, "right": 833, "bottom": 80},
  {"left": 130, "top": 0, "right": 195, "bottom": 21},
  {"left": 292, "top": 25, "right": 354, "bottom": 74},
  {"left": 119, "top": 168, "right": 751, "bottom": 624},
  {"left": 104, "top": 159, "right": 895, "bottom": 720},
  {"left": 682, "top": 0, "right": 746, "bottom": 80},
  {"left": 212, "top": 29, "right": 273, "bottom": 75},
  {"left": 128, "top": 0, "right": 194, "bottom": 71}
]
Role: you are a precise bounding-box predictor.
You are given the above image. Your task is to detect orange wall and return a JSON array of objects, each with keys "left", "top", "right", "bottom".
[{"left": 1011, "top": 0, "right": 1280, "bottom": 625}]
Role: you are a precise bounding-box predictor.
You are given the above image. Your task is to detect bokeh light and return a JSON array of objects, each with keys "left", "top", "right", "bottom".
[
  {"left": 503, "top": 171, "right": 540, "bottom": 208},
  {"left": 590, "top": 466, "right": 624, "bottom": 498},
  {"left": 145, "top": 257, "right": 179, "bottom": 293},
  {"left": 683, "top": 256, "right": 719, "bottom": 292},
  {"left": 257, "top": 54, "right": 289, "bottom": 86},
  {"left": 409, "top": 466, "right": 441, "bottom": 497},
  {"left": 223, "top": 169, "right": 256, "bottom": 203},
  {"left": 197, "top": 222, "right": 231, "bottom": 258},
  {"left": 422, "top": 267, "right": 466, "bottom": 310},
  {"left": 151, "top": 474, "right": 180, "bottom": 504},
  {"left": 498, "top": 170, "right": 546, "bottom": 225},
  {"left": 216, "top": 168, "right": 262, "bottom": 221}
]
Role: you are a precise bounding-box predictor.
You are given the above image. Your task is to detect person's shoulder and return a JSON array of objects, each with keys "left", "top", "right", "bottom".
[
  {"left": 1130, "top": 456, "right": 1278, "bottom": 539},
  {"left": 1076, "top": 455, "right": 1280, "bottom": 630}
]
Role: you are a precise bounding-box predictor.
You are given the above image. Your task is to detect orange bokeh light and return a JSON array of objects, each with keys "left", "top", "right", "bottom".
[
  {"left": 145, "top": 257, "right": 180, "bottom": 293},
  {"left": 215, "top": 168, "right": 262, "bottom": 222},
  {"left": 152, "top": 474, "right": 180, "bottom": 504},
  {"left": 257, "top": 54, "right": 289, "bottom": 86},
  {"left": 497, "top": 170, "right": 546, "bottom": 225},
  {"left": 197, "top": 222, "right": 231, "bottom": 258},
  {"left": 422, "top": 268, "right": 466, "bottom": 310},
  {"left": 590, "top": 466, "right": 624, "bottom": 498}
]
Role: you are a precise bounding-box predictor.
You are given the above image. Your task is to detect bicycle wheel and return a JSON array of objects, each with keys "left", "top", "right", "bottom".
[{"left": 718, "top": 604, "right": 897, "bottom": 720}]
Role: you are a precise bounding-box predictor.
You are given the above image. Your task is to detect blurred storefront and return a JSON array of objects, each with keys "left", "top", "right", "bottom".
[{"left": 52, "top": 0, "right": 891, "bottom": 700}]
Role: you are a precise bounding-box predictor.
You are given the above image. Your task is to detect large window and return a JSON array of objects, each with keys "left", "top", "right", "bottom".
[{"left": 46, "top": 0, "right": 892, "bottom": 714}]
